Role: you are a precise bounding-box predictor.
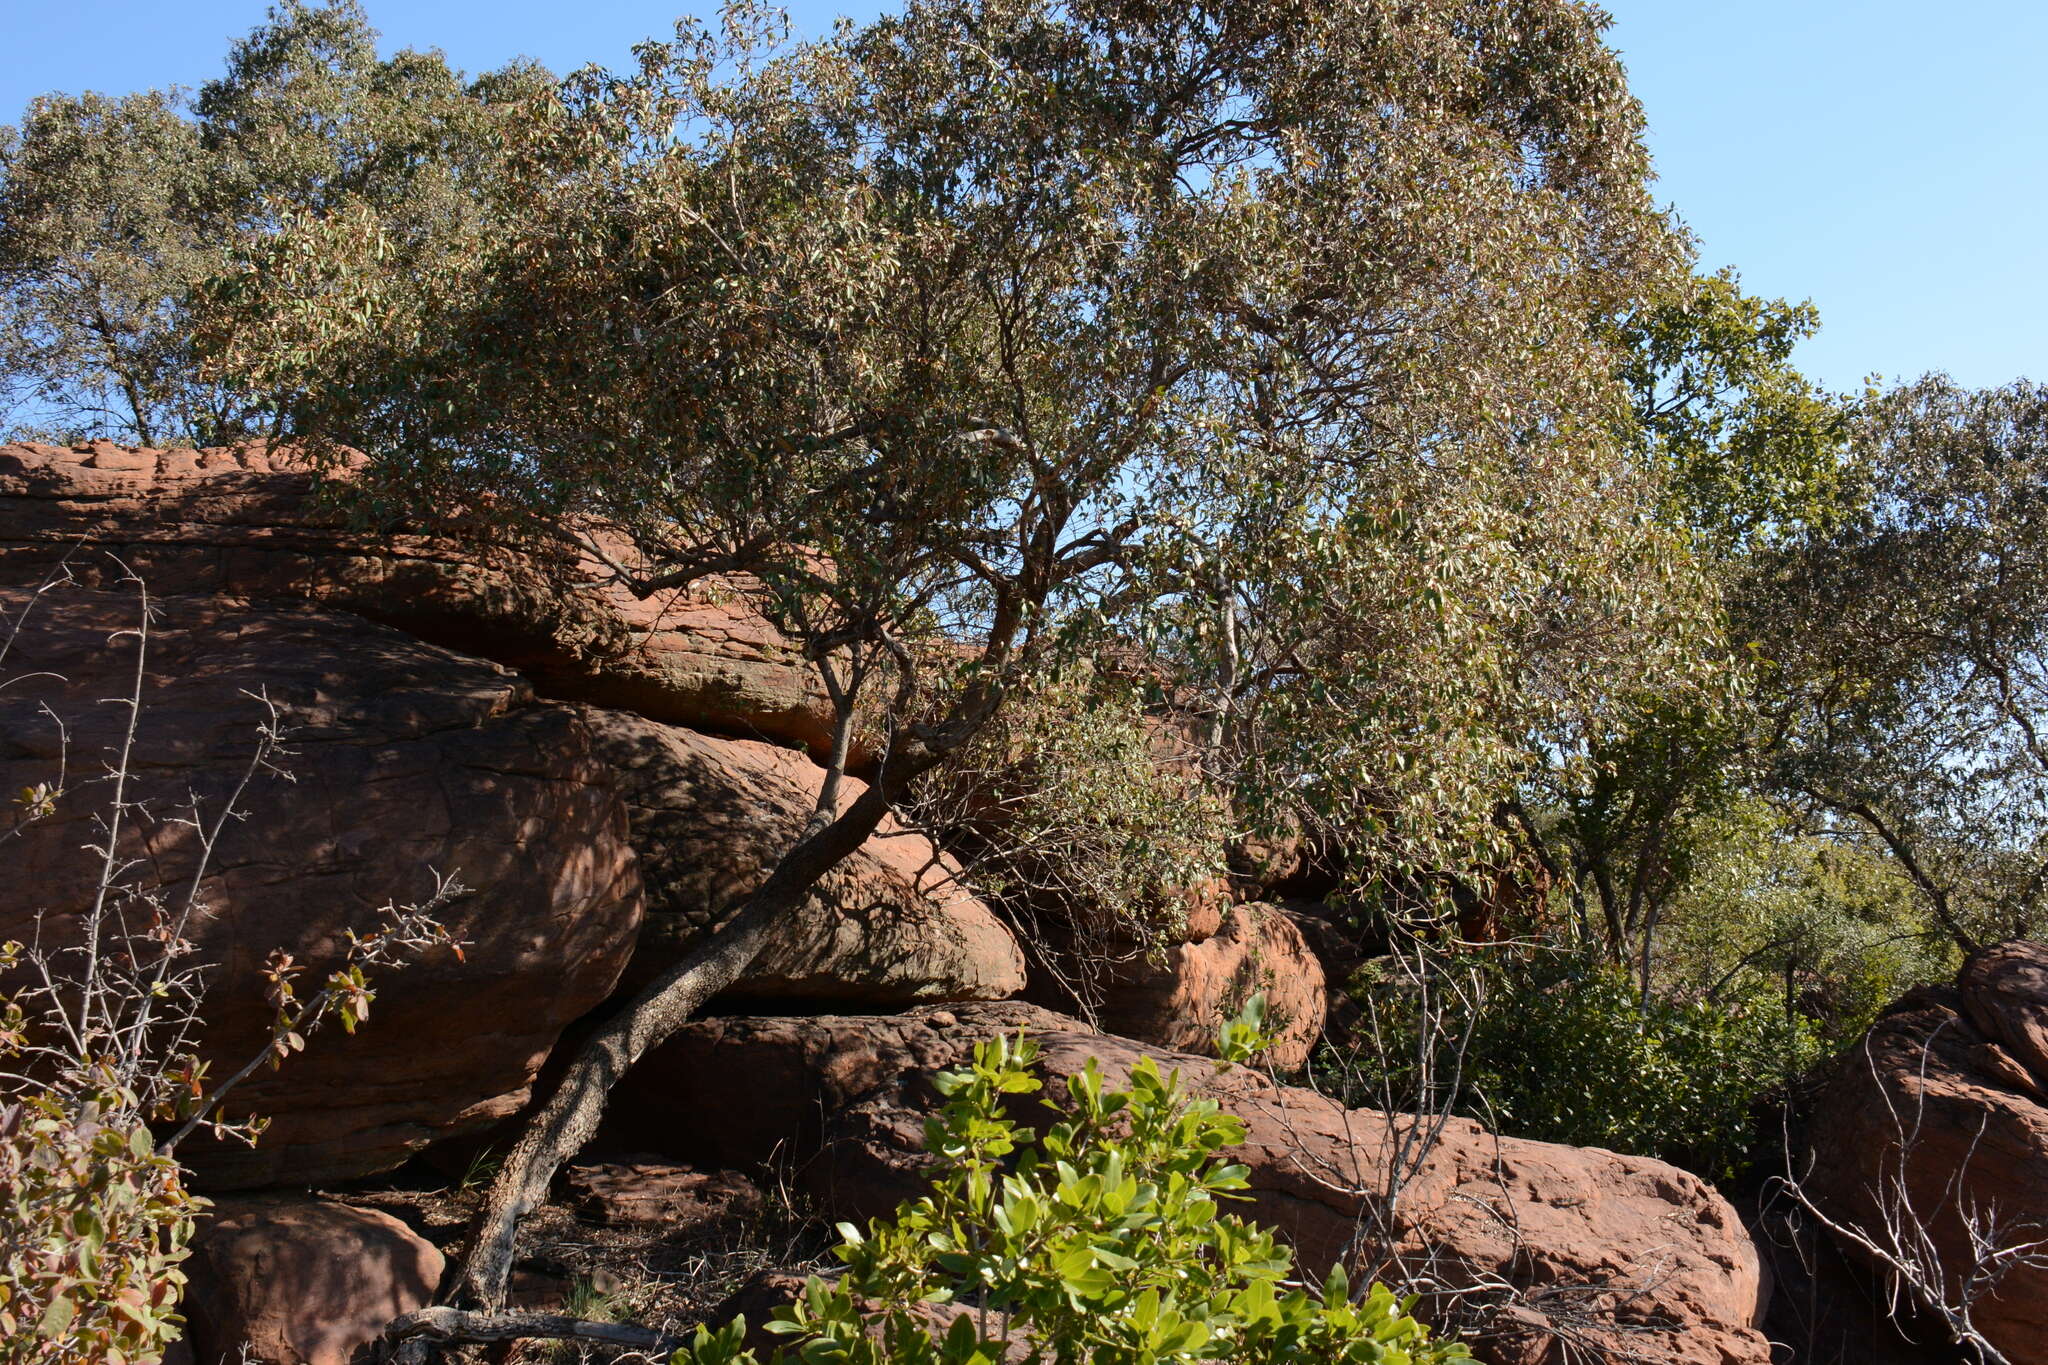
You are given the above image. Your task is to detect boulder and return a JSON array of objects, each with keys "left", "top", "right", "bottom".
[
  {"left": 1960, "top": 940, "right": 2048, "bottom": 1085},
  {"left": 1088, "top": 903, "right": 1327, "bottom": 1070},
  {"left": 1803, "top": 942, "right": 2048, "bottom": 1363},
  {"left": 0, "top": 586, "right": 643, "bottom": 1187},
  {"left": 179, "top": 1196, "right": 442, "bottom": 1365},
  {"left": 563, "top": 1159, "right": 764, "bottom": 1231},
  {"left": 609, "top": 1003, "right": 1771, "bottom": 1365},
  {"left": 590, "top": 708, "right": 1025, "bottom": 1008},
  {"left": 0, "top": 441, "right": 836, "bottom": 754}
]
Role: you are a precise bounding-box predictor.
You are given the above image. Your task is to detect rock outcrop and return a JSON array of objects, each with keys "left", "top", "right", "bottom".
[
  {"left": 179, "top": 1197, "right": 442, "bottom": 1365},
  {"left": 1803, "top": 941, "right": 2048, "bottom": 1363},
  {"left": 0, "top": 586, "right": 644, "bottom": 1188},
  {"left": 2, "top": 443, "right": 1030, "bottom": 1185},
  {"left": 562, "top": 1159, "right": 765, "bottom": 1231},
  {"left": 1087, "top": 902, "right": 1327, "bottom": 1070},
  {"left": 591, "top": 709, "right": 1024, "bottom": 1007},
  {"left": 607, "top": 1002, "right": 1771, "bottom": 1365},
  {"left": 0, "top": 441, "right": 836, "bottom": 754},
  {"left": 6, "top": 440, "right": 1784, "bottom": 1365}
]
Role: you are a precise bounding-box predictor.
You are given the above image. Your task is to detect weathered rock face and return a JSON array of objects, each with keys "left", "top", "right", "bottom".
[
  {"left": 590, "top": 709, "right": 1026, "bottom": 1007},
  {"left": 563, "top": 1159, "right": 765, "bottom": 1231},
  {"left": 1804, "top": 942, "right": 2048, "bottom": 1363},
  {"left": 0, "top": 441, "right": 836, "bottom": 754},
  {"left": 1088, "top": 902, "right": 1327, "bottom": 1070},
  {"left": 179, "top": 1197, "right": 443, "bottom": 1365},
  {"left": 1960, "top": 940, "right": 2048, "bottom": 1085},
  {"left": 608, "top": 1003, "right": 1771, "bottom": 1365},
  {"left": 0, "top": 586, "right": 644, "bottom": 1187}
]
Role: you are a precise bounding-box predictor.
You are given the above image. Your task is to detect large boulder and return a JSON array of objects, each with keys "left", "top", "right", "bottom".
[
  {"left": 562, "top": 1159, "right": 765, "bottom": 1231},
  {"left": 180, "top": 1197, "right": 442, "bottom": 1365},
  {"left": 0, "top": 441, "right": 836, "bottom": 754},
  {"left": 1803, "top": 942, "right": 2048, "bottom": 1363},
  {"left": 1086, "top": 902, "right": 1327, "bottom": 1070},
  {"left": 590, "top": 709, "right": 1026, "bottom": 1007},
  {"left": 0, "top": 586, "right": 643, "bottom": 1187},
  {"left": 606, "top": 1003, "right": 1770, "bottom": 1365}
]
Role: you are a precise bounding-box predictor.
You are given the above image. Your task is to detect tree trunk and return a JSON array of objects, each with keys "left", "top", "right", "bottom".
[{"left": 455, "top": 780, "right": 898, "bottom": 1309}]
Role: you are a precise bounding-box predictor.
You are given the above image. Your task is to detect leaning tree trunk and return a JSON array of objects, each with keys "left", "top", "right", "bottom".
[{"left": 455, "top": 781, "right": 899, "bottom": 1309}]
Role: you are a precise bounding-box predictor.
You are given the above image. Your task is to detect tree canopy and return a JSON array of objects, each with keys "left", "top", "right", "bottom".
[{"left": 9, "top": 0, "right": 2048, "bottom": 1333}]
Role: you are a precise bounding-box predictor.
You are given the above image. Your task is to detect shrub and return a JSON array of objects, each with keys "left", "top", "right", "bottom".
[
  {"left": 0, "top": 978, "right": 198, "bottom": 1360},
  {"left": 671, "top": 1033, "right": 1468, "bottom": 1365},
  {"left": 907, "top": 666, "right": 1230, "bottom": 1020},
  {"left": 0, "top": 572, "right": 465, "bottom": 1364},
  {"left": 1330, "top": 949, "right": 1815, "bottom": 1185}
]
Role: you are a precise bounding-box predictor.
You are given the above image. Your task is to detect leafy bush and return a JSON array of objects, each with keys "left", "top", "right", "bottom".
[
  {"left": 672, "top": 1033, "right": 1467, "bottom": 1365},
  {"left": 908, "top": 666, "right": 1230, "bottom": 1018},
  {"left": 0, "top": 573, "right": 467, "bottom": 1363},
  {"left": 1652, "top": 802, "right": 1955, "bottom": 1049},
  {"left": 1331, "top": 949, "right": 1815, "bottom": 1185},
  {"left": 0, "top": 1093, "right": 198, "bottom": 1360},
  {"left": 0, "top": 950, "right": 200, "bottom": 1359}
]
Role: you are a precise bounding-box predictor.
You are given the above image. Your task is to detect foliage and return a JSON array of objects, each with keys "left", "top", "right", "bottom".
[
  {"left": 1331, "top": 947, "right": 1814, "bottom": 1184},
  {"left": 204, "top": 0, "right": 1702, "bottom": 899},
  {"left": 0, "top": 90, "right": 224, "bottom": 444},
  {"left": 1520, "top": 692, "right": 1750, "bottom": 964},
  {"left": 671, "top": 1033, "right": 1467, "bottom": 1365},
  {"left": 1515, "top": 270, "right": 1854, "bottom": 967},
  {"left": 908, "top": 666, "right": 1229, "bottom": 1017},
  {"left": 0, "top": 944, "right": 199, "bottom": 1364},
  {"left": 0, "top": 0, "right": 538, "bottom": 445},
  {"left": 1212, "top": 992, "right": 1278, "bottom": 1069},
  {"left": 1748, "top": 376, "right": 2048, "bottom": 950},
  {"left": 1651, "top": 799, "right": 1957, "bottom": 1048},
  {"left": 1615, "top": 270, "right": 1853, "bottom": 551}
]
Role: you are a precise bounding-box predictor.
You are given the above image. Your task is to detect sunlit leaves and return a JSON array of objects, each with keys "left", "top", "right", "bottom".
[{"left": 672, "top": 1033, "right": 1467, "bottom": 1364}]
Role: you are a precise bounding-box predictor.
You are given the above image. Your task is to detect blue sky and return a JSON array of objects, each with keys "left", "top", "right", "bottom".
[{"left": 4, "top": 1, "right": 2042, "bottom": 395}]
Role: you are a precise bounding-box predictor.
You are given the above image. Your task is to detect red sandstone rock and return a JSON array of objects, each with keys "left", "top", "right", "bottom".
[
  {"left": 1088, "top": 902, "right": 1327, "bottom": 1070},
  {"left": 0, "top": 441, "right": 837, "bottom": 754},
  {"left": 588, "top": 709, "right": 1026, "bottom": 1007},
  {"left": 1960, "top": 940, "right": 2048, "bottom": 1089},
  {"left": 1803, "top": 942, "right": 2048, "bottom": 1364},
  {"left": 562, "top": 1159, "right": 764, "bottom": 1230},
  {"left": 0, "top": 586, "right": 643, "bottom": 1188},
  {"left": 611, "top": 1003, "right": 1770, "bottom": 1365},
  {"left": 179, "top": 1197, "right": 442, "bottom": 1365}
]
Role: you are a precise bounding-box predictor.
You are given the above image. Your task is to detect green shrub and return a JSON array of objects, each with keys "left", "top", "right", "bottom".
[
  {"left": 0, "top": 1091, "right": 199, "bottom": 1362},
  {"left": 0, "top": 951, "right": 202, "bottom": 1361},
  {"left": 1653, "top": 805, "right": 1956, "bottom": 1050},
  {"left": 672, "top": 1033, "right": 1468, "bottom": 1365},
  {"left": 1330, "top": 950, "right": 1816, "bottom": 1185}
]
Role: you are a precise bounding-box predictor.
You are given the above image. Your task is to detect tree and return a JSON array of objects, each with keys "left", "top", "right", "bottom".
[
  {"left": 207, "top": 0, "right": 1691, "bottom": 1316},
  {"left": 1616, "top": 269, "right": 1851, "bottom": 553},
  {"left": 194, "top": 0, "right": 547, "bottom": 251},
  {"left": 1508, "top": 270, "right": 1855, "bottom": 975},
  {"left": 0, "top": 90, "right": 223, "bottom": 444},
  {"left": 1751, "top": 376, "right": 2048, "bottom": 952},
  {"left": 0, "top": 0, "right": 539, "bottom": 446}
]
